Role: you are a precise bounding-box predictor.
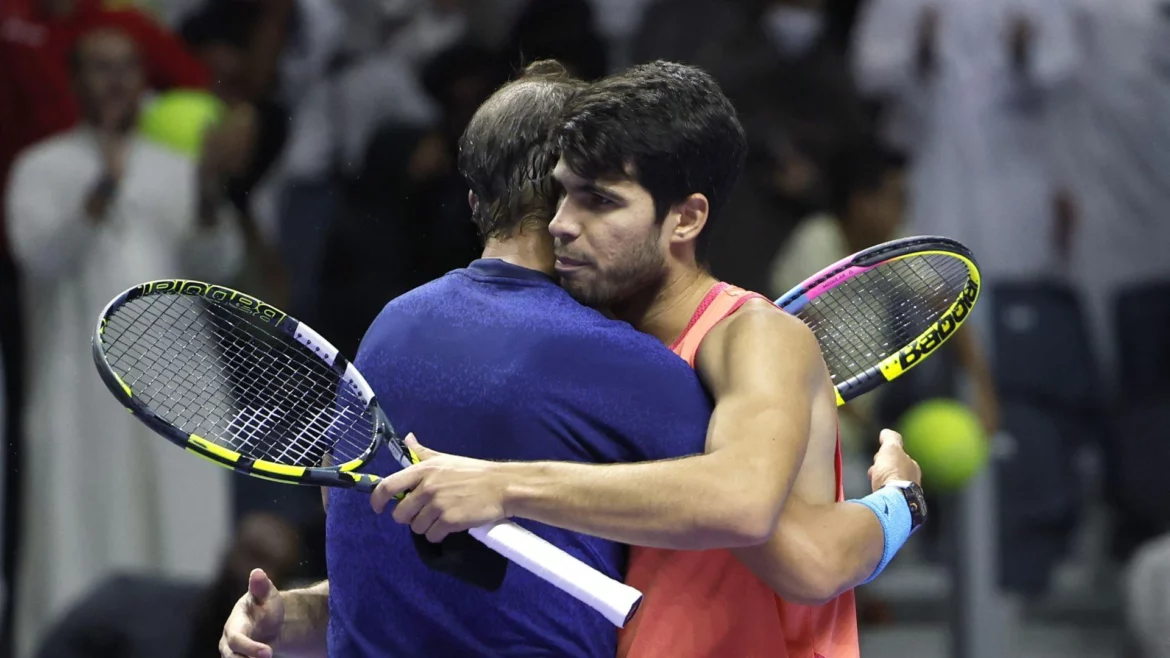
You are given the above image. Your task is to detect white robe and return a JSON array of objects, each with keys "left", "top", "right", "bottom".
[
  {"left": 853, "top": 0, "right": 1079, "bottom": 283},
  {"left": 7, "top": 128, "right": 244, "bottom": 658},
  {"left": 1048, "top": 0, "right": 1170, "bottom": 378}
]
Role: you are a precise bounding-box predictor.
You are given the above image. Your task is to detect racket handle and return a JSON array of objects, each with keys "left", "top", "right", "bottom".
[{"left": 468, "top": 521, "right": 643, "bottom": 628}]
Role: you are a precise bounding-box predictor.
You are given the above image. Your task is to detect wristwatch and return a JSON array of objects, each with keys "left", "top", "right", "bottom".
[{"left": 884, "top": 480, "right": 927, "bottom": 533}]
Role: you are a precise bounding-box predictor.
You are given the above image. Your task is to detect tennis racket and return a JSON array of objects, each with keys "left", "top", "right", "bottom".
[
  {"left": 775, "top": 235, "right": 981, "bottom": 406},
  {"left": 91, "top": 279, "right": 642, "bottom": 627}
]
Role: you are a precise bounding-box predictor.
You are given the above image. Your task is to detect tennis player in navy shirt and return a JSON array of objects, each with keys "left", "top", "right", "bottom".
[{"left": 322, "top": 62, "right": 711, "bottom": 657}]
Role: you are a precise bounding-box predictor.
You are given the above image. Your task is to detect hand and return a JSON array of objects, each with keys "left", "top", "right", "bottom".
[
  {"left": 200, "top": 103, "right": 257, "bottom": 181},
  {"left": 85, "top": 134, "right": 127, "bottom": 222},
  {"left": 370, "top": 434, "right": 510, "bottom": 543},
  {"left": 867, "top": 429, "right": 922, "bottom": 492},
  {"left": 219, "top": 569, "right": 285, "bottom": 658},
  {"left": 96, "top": 132, "right": 128, "bottom": 183},
  {"left": 916, "top": 5, "right": 940, "bottom": 79}
]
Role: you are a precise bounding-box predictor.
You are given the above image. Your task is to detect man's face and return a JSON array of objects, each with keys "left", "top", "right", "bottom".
[
  {"left": 846, "top": 168, "right": 906, "bottom": 246},
  {"left": 548, "top": 158, "right": 670, "bottom": 309},
  {"left": 74, "top": 31, "right": 145, "bottom": 132}
]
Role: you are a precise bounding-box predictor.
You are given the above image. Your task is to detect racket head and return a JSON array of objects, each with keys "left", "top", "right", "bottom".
[
  {"left": 775, "top": 236, "right": 981, "bottom": 405},
  {"left": 92, "top": 279, "right": 407, "bottom": 490}
]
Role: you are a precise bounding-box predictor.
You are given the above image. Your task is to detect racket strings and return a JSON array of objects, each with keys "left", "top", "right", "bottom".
[
  {"left": 112, "top": 300, "right": 371, "bottom": 465},
  {"left": 796, "top": 254, "right": 970, "bottom": 387},
  {"left": 101, "top": 294, "right": 375, "bottom": 466},
  {"left": 107, "top": 300, "right": 366, "bottom": 465}
]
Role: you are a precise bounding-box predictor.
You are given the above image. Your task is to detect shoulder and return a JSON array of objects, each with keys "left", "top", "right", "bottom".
[
  {"left": 11, "top": 131, "right": 78, "bottom": 174},
  {"left": 534, "top": 309, "right": 692, "bottom": 375},
  {"left": 698, "top": 297, "right": 823, "bottom": 377}
]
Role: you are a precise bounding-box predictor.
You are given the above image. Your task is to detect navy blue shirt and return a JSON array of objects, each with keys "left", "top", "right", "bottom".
[{"left": 326, "top": 259, "right": 712, "bottom": 657}]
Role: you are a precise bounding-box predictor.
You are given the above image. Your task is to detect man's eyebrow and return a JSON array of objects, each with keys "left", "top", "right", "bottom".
[{"left": 558, "top": 174, "right": 625, "bottom": 199}]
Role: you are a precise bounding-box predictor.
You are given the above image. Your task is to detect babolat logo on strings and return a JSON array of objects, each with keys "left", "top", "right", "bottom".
[
  {"left": 896, "top": 277, "right": 979, "bottom": 369},
  {"left": 142, "top": 280, "right": 287, "bottom": 325}
]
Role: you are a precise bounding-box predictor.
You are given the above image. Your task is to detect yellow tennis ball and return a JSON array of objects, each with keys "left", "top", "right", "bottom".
[
  {"left": 897, "top": 398, "right": 990, "bottom": 493},
  {"left": 138, "top": 90, "right": 225, "bottom": 157}
]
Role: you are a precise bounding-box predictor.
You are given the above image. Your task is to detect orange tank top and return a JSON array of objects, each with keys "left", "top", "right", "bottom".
[{"left": 616, "top": 282, "right": 860, "bottom": 658}]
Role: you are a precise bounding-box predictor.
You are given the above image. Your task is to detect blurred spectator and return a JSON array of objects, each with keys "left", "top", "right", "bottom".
[
  {"left": 0, "top": 0, "right": 209, "bottom": 246},
  {"left": 768, "top": 142, "right": 998, "bottom": 473},
  {"left": 587, "top": 0, "right": 654, "bottom": 69},
  {"left": 768, "top": 143, "right": 908, "bottom": 299},
  {"left": 274, "top": 0, "right": 468, "bottom": 324},
  {"left": 854, "top": 0, "right": 1093, "bottom": 597},
  {"left": 6, "top": 28, "right": 242, "bottom": 657},
  {"left": 853, "top": 0, "right": 1079, "bottom": 283},
  {"left": 313, "top": 40, "right": 506, "bottom": 357},
  {"left": 0, "top": 7, "right": 209, "bottom": 546},
  {"left": 629, "top": 0, "right": 745, "bottom": 68},
  {"left": 504, "top": 0, "right": 608, "bottom": 80},
  {"left": 31, "top": 513, "right": 300, "bottom": 658},
  {"left": 179, "top": 0, "right": 298, "bottom": 306},
  {"left": 633, "top": 0, "right": 870, "bottom": 295},
  {"left": 1049, "top": 0, "right": 1170, "bottom": 377}
]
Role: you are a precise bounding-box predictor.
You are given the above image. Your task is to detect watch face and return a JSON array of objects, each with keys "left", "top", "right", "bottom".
[{"left": 905, "top": 484, "right": 927, "bottom": 530}]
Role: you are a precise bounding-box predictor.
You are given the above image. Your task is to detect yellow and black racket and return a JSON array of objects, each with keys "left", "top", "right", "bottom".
[
  {"left": 775, "top": 236, "right": 981, "bottom": 405},
  {"left": 91, "top": 279, "right": 642, "bottom": 627}
]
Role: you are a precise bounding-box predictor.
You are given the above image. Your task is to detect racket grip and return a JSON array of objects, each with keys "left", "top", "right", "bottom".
[{"left": 468, "top": 521, "right": 643, "bottom": 628}]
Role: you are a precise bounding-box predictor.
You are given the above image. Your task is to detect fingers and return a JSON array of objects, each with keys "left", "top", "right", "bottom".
[
  {"left": 404, "top": 433, "right": 441, "bottom": 461},
  {"left": 221, "top": 600, "right": 272, "bottom": 658},
  {"left": 247, "top": 569, "right": 273, "bottom": 604},
  {"left": 425, "top": 518, "right": 455, "bottom": 544},
  {"left": 222, "top": 631, "right": 273, "bottom": 658},
  {"left": 370, "top": 466, "right": 425, "bottom": 514},
  {"left": 878, "top": 429, "right": 904, "bottom": 449}
]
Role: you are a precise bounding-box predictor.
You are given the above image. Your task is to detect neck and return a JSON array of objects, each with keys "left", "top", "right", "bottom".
[
  {"left": 480, "top": 225, "right": 555, "bottom": 276},
  {"left": 611, "top": 262, "right": 719, "bottom": 346}
]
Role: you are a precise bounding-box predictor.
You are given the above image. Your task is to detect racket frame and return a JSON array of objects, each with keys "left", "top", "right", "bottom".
[
  {"left": 774, "top": 236, "right": 982, "bottom": 406},
  {"left": 92, "top": 278, "right": 645, "bottom": 627},
  {"left": 92, "top": 278, "right": 397, "bottom": 491}
]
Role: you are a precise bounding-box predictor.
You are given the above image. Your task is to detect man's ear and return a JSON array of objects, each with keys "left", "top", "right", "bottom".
[{"left": 670, "top": 193, "right": 709, "bottom": 247}]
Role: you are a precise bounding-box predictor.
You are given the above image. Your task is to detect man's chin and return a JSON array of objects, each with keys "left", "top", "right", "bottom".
[{"left": 560, "top": 279, "right": 605, "bottom": 309}]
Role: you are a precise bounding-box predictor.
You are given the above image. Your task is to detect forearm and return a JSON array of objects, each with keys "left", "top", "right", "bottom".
[
  {"left": 733, "top": 499, "right": 884, "bottom": 605},
  {"left": 953, "top": 328, "right": 994, "bottom": 391},
  {"left": 279, "top": 580, "right": 330, "bottom": 658},
  {"left": 502, "top": 449, "right": 779, "bottom": 551}
]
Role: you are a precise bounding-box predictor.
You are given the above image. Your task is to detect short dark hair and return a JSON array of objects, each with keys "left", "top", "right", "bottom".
[
  {"left": 826, "top": 141, "right": 908, "bottom": 218},
  {"left": 458, "top": 59, "right": 586, "bottom": 240},
  {"left": 68, "top": 27, "right": 138, "bottom": 75},
  {"left": 550, "top": 60, "right": 748, "bottom": 258}
]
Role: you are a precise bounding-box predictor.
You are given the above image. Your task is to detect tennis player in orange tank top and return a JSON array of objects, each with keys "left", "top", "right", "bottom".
[
  {"left": 371, "top": 61, "right": 924, "bottom": 658},
  {"left": 617, "top": 283, "right": 859, "bottom": 658}
]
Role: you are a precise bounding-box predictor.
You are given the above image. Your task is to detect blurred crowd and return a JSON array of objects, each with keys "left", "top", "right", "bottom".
[{"left": 0, "top": 0, "right": 1168, "bottom": 656}]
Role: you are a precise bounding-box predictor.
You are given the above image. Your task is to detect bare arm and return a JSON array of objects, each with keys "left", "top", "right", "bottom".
[
  {"left": 734, "top": 427, "right": 921, "bottom": 605},
  {"left": 372, "top": 307, "right": 920, "bottom": 602},
  {"left": 279, "top": 580, "right": 331, "bottom": 658},
  {"left": 375, "top": 307, "right": 822, "bottom": 549},
  {"left": 220, "top": 571, "right": 329, "bottom": 658},
  {"left": 736, "top": 499, "right": 884, "bottom": 605}
]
